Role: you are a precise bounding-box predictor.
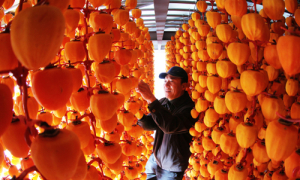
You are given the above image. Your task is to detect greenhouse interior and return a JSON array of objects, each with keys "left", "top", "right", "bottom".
[{"left": 0, "top": 0, "right": 300, "bottom": 179}]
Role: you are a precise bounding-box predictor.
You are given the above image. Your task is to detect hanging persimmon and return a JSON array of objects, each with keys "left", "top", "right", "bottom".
[
  {"left": 236, "top": 122, "right": 258, "bottom": 148},
  {"left": 216, "top": 24, "right": 234, "bottom": 43},
  {"left": 118, "top": 111, "right": 135, "bottom": 127},
  {"left": 89, "top": 12, "right": 113, "bottom": 33},
  {"left": 0, "top": 32, "right": 18, "bottom": 72},
  {"left": 228, "top": 164, "right": 248, "bottom": 180},
  {"left": 90, "top": 91, "right": 118, "bottom": 121},
  {"left": 116, "top": 77, "right": 133, "bottom": 94},
  {"left": 265, "top": 119, "right": 298, "bottom": 162},
  {"left": 124, "top": 166, "right": 139, "bottom": 179},
  {"left": 124, "top": 101, "right": 140, "bottom": 115},
  {"left": 227, "top": 42, "right": 250, "bottom": 66},
  {"left": 215, "top": 169, "right": 229, "bottom": 180},
  {"left": 31, "top": 128, "right": 82, "bottom": 180},
  {"left": 21, "top": 157, "right": 35, "bottom": 171},
  {"left": 262, "top": 0, "right": 285, "bottom": 20},
  {"left": 224, "top": 0, "right": 247, "bottom": 16},
  {"left": 206, "top": 11, "right": 221, "bottom": 29},
  {"left": 63, "top": 8, "right": 80, "bottom": 35},
  {"left": 31, "top": 67, "right": 73, "bottom": 110},
  {"left": 121, "top": 140, "right": 137, "bottom": 156},
  {"left": 1, "top": 116, "right": 30, "bottom": 158},
  {"left": 113, "top": 8, "right": 130, "bottom": 26},
  {"left": 66, "top": 120, "right": 91, "bottom": 149},
  {"left": 106, "top": 154, "right": 125, "bottom": 174},
  {"left": 277, "top": 35, "right": 300, "bottom": 76},
  {"left": 265, "top": 65, "right": 279, "bottom": 82},
  {"left": 131, "top": 8, "right": 141, "bottom": 19},
  {"left": 96, "top": 141, "right": 122, "bottom": 164},
  {"left": 252, "top": 141, "right": 270, "bottom": 164},
  {"left": 240, "top": 70, "right": 269, "bottom": 96},
  {"left": 204, "top": 89, "right": 218, "bottom": 102},
  {"left": 207, "top": 75, "right": 222, "bottom": 94},
  {"left": 125, "top": 0, "right": 137, "bottom": 9},
  {"left": 211, "top": 126, "right": 226, "bottom": 144},
  {"left": 241, "top": 13, "right": 265, "bottom": 41},
  {"left": 88, "top": 32, "right": 112, "bottom": 62},
  {"left": 64, "top": 40, "right": 86, "bottom": 63},
  {"left": 261, "top": 95, "right": 286, "bottom": 122},
  {"left": 114, "top": 48, "right": 132, "bottom": 65},
  {"left": 216, "top": 60, "right": 237, "bottom": 78},
  {"left": 207, "top": 62, "right": 217, "bottom": 75},
  {"left": 284, "top": 149, "right": 300, "bottom": 179},
  {"left": 225, "top": 90, "right": 247, "bottom": 113},
  {"left": 286, "top": 78, "right": 299, "bottom": 96},
  {"left": 70, "top": 88, "right": 90, "bottom": 113},
  {"left": 94, "top": 60, "right": 116, "bottom": 84},
  {"left": 207, "top": 43, "right": 223, "bottom": 60},
  {"left": 195, "top": 98, "right": 209, "bottom": 112},
  {"left": 220, "top": 132, "right": 239, "bottom": 157},
  {"left": 11, "top": 5, "right": 65, "bottom": 70},
  {"left": 291, "top": 102, "right": 300, "bottom": 119},
  {"left": 207, "top": 160, "right": 223, "bottom": 177},
  {"left": 196, "top": 1, "right": 207, "bottom": 13},
  {"left": 3, "top": 0, "right": 14, "bottom": 10}
]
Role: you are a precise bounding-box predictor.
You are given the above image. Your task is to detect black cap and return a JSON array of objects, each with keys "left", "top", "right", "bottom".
[{"left": 159, "top": 66, "right": 188, "bottom": 83}]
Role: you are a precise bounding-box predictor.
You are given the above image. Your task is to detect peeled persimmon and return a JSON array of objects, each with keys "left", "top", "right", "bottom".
[
  {"left": 31, "top": 67, "right": 73, "bottom": 110},
  {"left": 11, "top": 5, "right": 65, "bottom": 70},
  {"left": 96, "top": 141, "right": 122, "bottom": 164},
  {"left": 1, "top": 116, "right": 30, "bottom": 158},
  {"left": 90, "top": 91, "right": 118, "bottom": 121},
  {"left": 66, "top": 120, "right": 91, "bottom": 149},
  {"left": 31, "top": 129, "right": 82, "bottom": 180}
]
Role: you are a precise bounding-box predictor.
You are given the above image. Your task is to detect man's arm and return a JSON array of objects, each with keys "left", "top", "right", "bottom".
[
  {"left": 137, "top": 114, "right": 158, "bottom": 131},
  {"left": 135, "top": 80, "right": 159, "bottom": 131}
]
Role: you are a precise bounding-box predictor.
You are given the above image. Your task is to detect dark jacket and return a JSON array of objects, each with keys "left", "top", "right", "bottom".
[{"left": 137, "top": 91, "right": 196, "bottom": 172}]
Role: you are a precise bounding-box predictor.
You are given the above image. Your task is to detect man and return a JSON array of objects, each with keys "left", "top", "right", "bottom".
[{"left": 135, "top": 66, "right": 197, "bottom": 180}]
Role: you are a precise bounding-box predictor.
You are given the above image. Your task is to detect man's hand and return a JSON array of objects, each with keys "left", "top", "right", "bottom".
[{"left": 135, "top": 80, "right": 156, "bottom": 104}]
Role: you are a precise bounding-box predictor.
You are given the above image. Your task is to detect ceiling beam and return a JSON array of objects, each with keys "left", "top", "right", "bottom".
[
  {"left": 165, "top": 22, "right": 183, "bottom": 25},
  {"left": 168, "top": 8, "right": 197, "bottom": 12},
  {"left": 145, "top": 22, "right": 182, "bottom": 25},
  {"left": 136, "top": 3, "right": 154, "bottom": 9},
  {"left": 140, "top": 14, "right": 156, "bottom": 16},
  {"left": 139, "top": 9, "right": 156, "bottom": 11},
  {"left": 166, "top": 15, "right": 190, "bottom": 17},
  {"left": 143, "top": 19, "right": 156, "bottom": 21},
  {"left": 153, "top": 0, "right": 170, "bottom": 50},
  {"left": 146, "top": 25, "right": 180, "bottom": 28},
  {"left": 143, "top": 8, "right": 197, "bottom": 12},
  {"left": 169, "top": 1, "right": 196, "bottom": 4},
  {"left": 166, "top": 19, "right": 187, "bottom": 22}
]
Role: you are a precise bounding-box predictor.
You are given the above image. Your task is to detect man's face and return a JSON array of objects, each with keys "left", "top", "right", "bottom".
[{"left": 164, "top": 74, "right": 186, "bottom": 100}]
